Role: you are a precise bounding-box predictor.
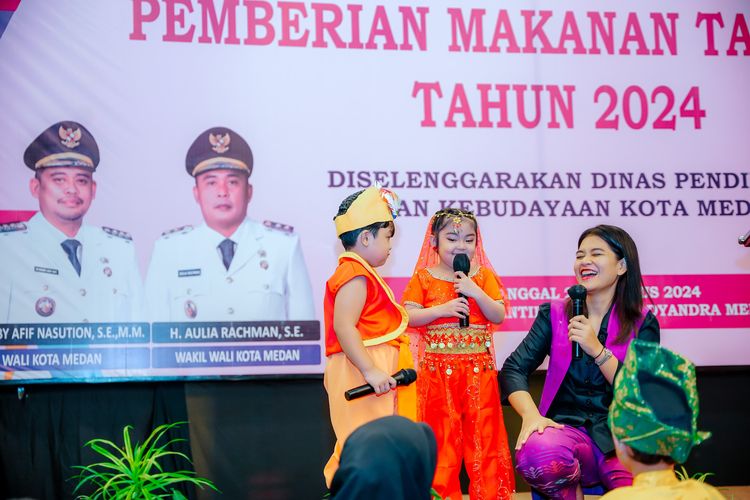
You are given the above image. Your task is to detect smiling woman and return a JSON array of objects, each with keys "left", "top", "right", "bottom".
[{"left": 500, "top": 224, "right": 660, "bottom": 499}]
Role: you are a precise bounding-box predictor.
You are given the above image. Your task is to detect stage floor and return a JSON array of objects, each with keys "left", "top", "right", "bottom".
[{"left": 471, "top": 486, "right": 750, "bottom": 499}]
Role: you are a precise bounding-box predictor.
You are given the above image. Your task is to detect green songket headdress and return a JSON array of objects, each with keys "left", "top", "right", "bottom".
[{"left": 608, "top": 339, "right": 711, "bottom": 464}]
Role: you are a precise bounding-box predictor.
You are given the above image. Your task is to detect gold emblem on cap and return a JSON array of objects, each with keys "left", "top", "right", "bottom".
[
  {"left": 58, "top": 126, "right": 82, "bottom": 149},
  {"left": 209, "top": 132, "right": 231, "bottom": 154}
]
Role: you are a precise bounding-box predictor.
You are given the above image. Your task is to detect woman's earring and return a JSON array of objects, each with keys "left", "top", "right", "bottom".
[{"left": 618, "top": 258, "right": 627, "bottom": 274}]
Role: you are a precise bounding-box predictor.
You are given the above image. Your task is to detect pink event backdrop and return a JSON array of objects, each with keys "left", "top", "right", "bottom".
[
  {"left": 388, "top": 274, "right": 750, "bottom": 331},
  {"left": 0, "top": 0, "right": 748, "bottom": 379}
]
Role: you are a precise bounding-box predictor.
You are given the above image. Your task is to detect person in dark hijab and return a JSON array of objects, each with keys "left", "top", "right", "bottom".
[{"left": 330, "top": 415, "right": 438, "bottom": 500}]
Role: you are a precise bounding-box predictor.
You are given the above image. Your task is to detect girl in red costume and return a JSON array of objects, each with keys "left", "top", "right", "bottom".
[{"left": 402, "top": 208, "right": 514, "bottom": 500}]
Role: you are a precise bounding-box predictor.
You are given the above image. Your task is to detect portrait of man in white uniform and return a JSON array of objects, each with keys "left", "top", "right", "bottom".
[
  {"left": 145, "top": 126, "right": 315, "bottom": 322},
  {"left": 0, "top": 120, "right": 144, "bottom": 323}
]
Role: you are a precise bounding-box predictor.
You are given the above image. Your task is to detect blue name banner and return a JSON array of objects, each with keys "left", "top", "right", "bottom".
[
  {"left": 152, "top": 321, "right": 320, "bottom": 343},
  {"left": 0, "top": 323, "right": 150, "bottom": 345},
  {"left": 0, "top": 321, "right": 322, "bottom": 382},
  {"left": 0, "top": 347, "right": 150, "bottom": 371},
  {"left": 152, "top": 345, "right": 321, "bottom": 369}
]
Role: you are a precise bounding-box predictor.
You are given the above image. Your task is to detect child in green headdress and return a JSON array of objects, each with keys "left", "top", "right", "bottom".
[{"left": 604, "top": 339, "right": 724, "bottom": 499}]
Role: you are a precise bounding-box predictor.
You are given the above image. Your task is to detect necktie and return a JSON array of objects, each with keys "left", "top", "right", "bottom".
[
  {"left": 61, "top": 239, "right": 82, "bottom": 276},
  {"left": 218, "top": 238, "right": 235, "bottom": 271}
]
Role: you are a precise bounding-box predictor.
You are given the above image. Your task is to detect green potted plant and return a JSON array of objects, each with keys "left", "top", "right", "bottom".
[{"left": 72, "top": 421, "right": 218, "bottom": 499}]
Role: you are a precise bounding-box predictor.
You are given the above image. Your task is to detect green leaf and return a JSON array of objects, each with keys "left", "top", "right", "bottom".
[{"left": 70, "top": 422, "right": 217, "bottom": 499}]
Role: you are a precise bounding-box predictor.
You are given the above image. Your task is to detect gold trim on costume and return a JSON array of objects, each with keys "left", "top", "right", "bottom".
[
  {"left": 424, "top": 323, "right": 492, "bottom": 354},
  {"left": 425, "top": 323, "right": 487, "bottom": 334},
  {"left": 337, "top": 251, "right": 408, "bottom": 346},
  {"left": 425, "top": 266, "right": 479, "bottom": 281},
  {"left": 424, "top": 343, "right": 490, "bottom": 355},
  {"left": 337, "top": 250, "right": 416, "bottom": 420},
  {"left": 619, "top": 426, "right": 667, "bottom": 444},
  {"left": 419, "top": 352, "right": 496, "bottom": 376},
  {"left": 403, "top": 301, "right": 424, "bottom": 309}
]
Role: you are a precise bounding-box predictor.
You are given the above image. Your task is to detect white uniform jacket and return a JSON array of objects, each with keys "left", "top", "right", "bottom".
[
  {"left": 0, "top": 212, "right": 144, "bottom": 323},
  {"left": 145, "top": 219, "right": 315, "bottom": 322}
]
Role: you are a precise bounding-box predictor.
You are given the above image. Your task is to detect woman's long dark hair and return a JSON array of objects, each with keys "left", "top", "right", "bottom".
[{"left": 569, "top": 225, "right": 648, "bottom": 344}]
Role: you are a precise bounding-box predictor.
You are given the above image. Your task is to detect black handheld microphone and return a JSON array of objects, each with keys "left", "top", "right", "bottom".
[
  {"left": 452, "top": 253, "right": 471, "bottom": 328},
  {"left": 567, "top": 284, "right": 587, "bottom": 360},
  {"left": 740, "top": 229, "right": 750, "bottom": 247},
  {"left": 344, "top": 368, "right": 417, "bottom": 401}
]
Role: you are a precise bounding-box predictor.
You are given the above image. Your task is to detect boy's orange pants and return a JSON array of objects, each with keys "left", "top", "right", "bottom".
[{"left": 323, "top": 344, "right": 399, "bottom": 487}]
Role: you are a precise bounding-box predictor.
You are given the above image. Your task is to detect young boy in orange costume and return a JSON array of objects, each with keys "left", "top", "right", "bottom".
[{"left": 323, "top": 186, "right": 416, "bottom": 487}]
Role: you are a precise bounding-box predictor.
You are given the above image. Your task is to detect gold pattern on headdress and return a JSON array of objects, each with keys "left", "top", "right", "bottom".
[
  {"left": 434, "top": 209, "right": 476, "bottom": 220},
  {"left": 608, "top": 339, "right": 710, "bottom": 464},
  {"left": 209, "top": 132, "right": 231, "bottom": 153},
  {"left": 434, "top": 209, "right": 476, "bottom": 230},
  {"left": 58, "top": 126, "right": 81, "bottom": 149}
]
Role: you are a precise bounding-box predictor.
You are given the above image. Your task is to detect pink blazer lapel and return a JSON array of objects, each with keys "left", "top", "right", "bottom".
[
  {"left": 539, "top": 301, "right": 649, "bottom": 416},
  {"left": 539, "top": 300, "right": 570, "bottom": 416}
]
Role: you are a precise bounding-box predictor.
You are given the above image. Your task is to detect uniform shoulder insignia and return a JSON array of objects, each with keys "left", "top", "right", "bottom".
[
  {"left": 263, "top": 220, "right": 294, "bottom": 234},
  {"left": 161, "top": 225, "right": 194, "bottom": 238},
  {"left": 0, "top": 221, "right": 27, "bottom": 234},
  {"left": 102, "top": 226, "right": 133, "bottom": 241}
]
